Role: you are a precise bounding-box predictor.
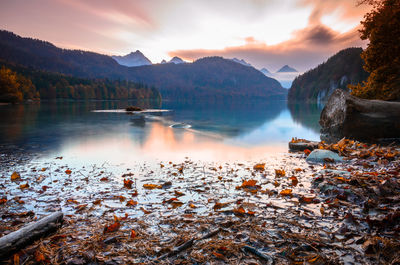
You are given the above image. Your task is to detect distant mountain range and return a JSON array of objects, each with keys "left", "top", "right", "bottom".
[
  {"left": 288, "top": 47, "right": 368, "bottom": 105},
  {"left": 231, "top": 58, "right": 252, "bottom": 67},
  {"left": 277, "top": 65, "right": 298, "bottom": 73},
  {"left": 260, "top": 68, "right": 271, "bottom": 75},
  {"left": 0, "top": 30, "right": 286, "bottom": 100},
  {"left": 112, "top": 50, "right": 152, "bottom": 67}
]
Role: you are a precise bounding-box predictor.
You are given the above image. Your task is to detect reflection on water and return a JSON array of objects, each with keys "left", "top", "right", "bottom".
[
  {"left": 288, "top": 101, "right": 322, "bottom": 133},
  {"left": 0, "top": 99, "right": 321, "bottom": 164}
]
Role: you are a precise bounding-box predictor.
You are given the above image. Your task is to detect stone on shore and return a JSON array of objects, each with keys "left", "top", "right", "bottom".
[{"left": 306, "top": 149, "right": 343, "bottom": 163}]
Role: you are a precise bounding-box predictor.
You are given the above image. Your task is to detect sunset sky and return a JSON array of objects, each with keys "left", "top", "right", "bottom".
[{"left": 0, "top": 0, "right": 371, "bottom": 71}]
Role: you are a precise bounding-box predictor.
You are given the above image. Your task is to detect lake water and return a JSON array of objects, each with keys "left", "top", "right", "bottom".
[{"left": 0, "top": 99, "right": 321, "bottom": 166}]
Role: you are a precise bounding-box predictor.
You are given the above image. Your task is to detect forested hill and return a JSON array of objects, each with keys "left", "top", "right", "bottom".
[
  {"left": 0, "top": 30, "right": 286, "bottom": 100},
  {"left": 288, "top": 48, "right": 369, "bottom": 104},
  {"left": 129, "top": 57, "right": 286, "bottom": 100},
  {"left": 0, "top": 61, "right": 161, "bottom": 103}
]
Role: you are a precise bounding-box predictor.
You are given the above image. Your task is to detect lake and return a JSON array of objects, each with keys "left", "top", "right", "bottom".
[{"left": 0, "top": 99, "right": 321, "bottom": 166}]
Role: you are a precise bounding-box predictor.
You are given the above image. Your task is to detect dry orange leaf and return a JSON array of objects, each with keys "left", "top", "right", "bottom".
[
  {"left": 11, "top": 172, "right": 21, "bottom": 181},
  {"left": 280, "top": 189, "right": 292, "bottom": 196},
  {"left": 233, "top": 206, "right": 246, "bottom": 216},
  {"left": 114, "top": 213, "right": 128, "bottom": 222},
  {"left": 304, "top": 149, "right": 311, "bottom": 156},
  {"left": 65, "top": 169, "right": 72, "bottom": 175},
  {"left": 126, "top": 199, "right": 138, "bottom": 207},
  {"left": 123, "top": 179, "right": 133, "bottom": 189},
  {"left": 0, "top": 198, "right": 7, "bottom": 204},
  {"left": 189, "top": 203, "right": 197, "bottom": 208},
  {"left": 130, "top": 229, "right": 136, "bottom": 239},
  {"left": 103, "top": 222, "right": 120, "bottom": 234},
  {"left": 143, "top": 184, "right": 162, "bottom": 189},
  {"left": 19, "top": 183, "right": 29, "bottom": 190},
  {"left": 174, "top": 190, "right": 185, "bottom": 197},
  {"left": 34, "top": 251, "right": 46, "bottom": 262},
  {"left": 253, "top": 163, "right": 265, "bottom": 171},
  {"left": 213, "top": 252, "right": 225, "bottom": 259},
  {"left": 290, "top": 176, "right": 298, "bottom": 186},
  {"left": 213, "top": 202, "right": 230, "bottom": 210},
  {"left": 299, "top": 196, "right": 316, "bottom": 204},
  {"left": 93, "top": 199, "right": 102, "bottom": 205},
  {"left": 275, "top": 169, "right": 286, "bottom": 177},
  {"left": 100, "top": 177, "right": 109, "bottom": 182}
]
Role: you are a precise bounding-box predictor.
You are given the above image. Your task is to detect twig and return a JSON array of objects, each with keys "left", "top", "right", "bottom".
[
  {"left": 156, "top": 227, "right": 221, "bottom": 261},
  {"left": 242, "top": 245, "right": 274, "bottom": 265}
]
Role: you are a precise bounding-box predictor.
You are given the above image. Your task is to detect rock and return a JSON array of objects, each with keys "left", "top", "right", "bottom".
[
  {"left": 320, "top": 89, "right": 400, "bottom": 141},
  {"left": 306, "top": 149, "right": 343, "bottom": 163},
  {"left": 125, "top": 106, "right": 142, "bottom": 112},
  {"left": 289, "top": 141, "right": 319, "bottom": 151}
]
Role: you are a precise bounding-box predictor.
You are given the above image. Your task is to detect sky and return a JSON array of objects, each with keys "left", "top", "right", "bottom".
[{"left": 0, "top": 0, "right": 371, "bottom": 72}]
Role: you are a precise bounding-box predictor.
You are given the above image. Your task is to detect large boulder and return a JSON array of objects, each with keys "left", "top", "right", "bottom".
[{"left": 320, "top": 89, "right": 400, "bottom": 141}]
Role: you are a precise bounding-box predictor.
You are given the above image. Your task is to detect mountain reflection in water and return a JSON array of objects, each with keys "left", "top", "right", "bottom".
[{"left": 0, "top": 98, "right": 321, "bottom": 163}]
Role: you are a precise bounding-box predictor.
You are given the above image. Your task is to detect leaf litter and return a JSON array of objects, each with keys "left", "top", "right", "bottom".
[{"left": 0, "top": 138, "right": 399, "bottom": 264}]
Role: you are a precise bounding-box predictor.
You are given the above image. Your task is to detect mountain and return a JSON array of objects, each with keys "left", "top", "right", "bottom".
[
  {"left": 0, "top": 30, "right": 286, "bottom": 100},
  {"left": 161, "top": 59, "right": 167, "bottom": 64},
  {"left": 277, "top": 65, "right": 298, "bottom": 73},
  {"left": 112, "top": 50, "right": 152, "bottom": 67},
  {"left": 288, "top": 47, "right": 369, "bottom": 105},
  {"left": 169, "top": 56, "right": 185, "bottom": 64},
  {"left": 128, "top": 57, "right": 287, "bottom": 100},
  {"left": 231, "top": 58, "right": 252, "bottom": 67},
  {"left": 260, "top": 68, "right": 271, "bottom": 75}
]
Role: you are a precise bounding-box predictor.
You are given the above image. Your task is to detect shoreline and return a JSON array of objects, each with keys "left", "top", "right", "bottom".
[{"left": 0, "top": 139, "right": 399, "bottom": 264}]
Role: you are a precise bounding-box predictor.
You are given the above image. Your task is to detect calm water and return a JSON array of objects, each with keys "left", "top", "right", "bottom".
[{"left": 0, "top": 99, "right": 321, "bottom": 165}]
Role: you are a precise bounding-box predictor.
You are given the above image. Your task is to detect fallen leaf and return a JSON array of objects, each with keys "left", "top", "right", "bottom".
[
  {"left": 126, "top": 199, "right": 138, "bottom": 207},
  {"left": 143, "top": 184, "right": 162, "bottom": 189},
  {"left": 100, "top": 177, "right": 109, "bottom": 182},
  {"left": 189, "top": 203, "right": 197, "bottom": 208},
  {"left": 304, "top": 149, "right": 311, "bottom": 156},
  {"left": 131, "top": 229, "right": 136, "bottom": 239},
  {"left": 233, "top": 206, "right": 246, "bottom": 216},
  {"left": 290, "top": 176, "right": 298, "bottom": 186},
  {"left": 280, "top": 189, "right": 292, "bottom": 196},
  {"left": 214, "top": 202, "right": 230, "bottom": 210},
  {"left": 19, "top": 183, "right": 29, "bottom": 190},
  {"left": 103, "top": 222, "right": 120, "bottom": 234},
  {"left": 34, "top": 251, "right": 46, "bottom": 262},
  {"left": 275, "top": 169, "right": 286, "bottom": 177},
  {"left": 123, "top": 179, "right": 133, "bottom": 189},
  {"left": 11, "top": 172, "right": 21, "bottom": 181},
  {"left": 0, "top": 198, "right": 7, "bottom": 204},
  {"left": 253, "top": 163, "right": 265, "bottom": 171},
  {"left": 93, "top": 199, "right": 102, "bottom": 205},
  {"left": 65, "top": 169, "right": 72, "bottom": 175}
]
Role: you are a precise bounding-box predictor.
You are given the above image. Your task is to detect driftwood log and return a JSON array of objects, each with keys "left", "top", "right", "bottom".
[
  {"left": 0, "top": 212, "right": 63, "bottom": 259},
  {"left": 320, "top": 89, "right": 400, "bottom": 141}
]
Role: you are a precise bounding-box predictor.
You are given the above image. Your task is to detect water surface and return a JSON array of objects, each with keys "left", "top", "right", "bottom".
[{"left": 0, "top": 99, "right": 321, "bottom": 165}]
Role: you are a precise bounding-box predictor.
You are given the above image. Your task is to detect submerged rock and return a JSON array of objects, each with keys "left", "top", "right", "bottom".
[{"left": 306, "top": 149, "right": 343, "bottom": 163}]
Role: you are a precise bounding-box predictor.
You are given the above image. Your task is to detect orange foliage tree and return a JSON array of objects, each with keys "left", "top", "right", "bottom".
[{"left": 350, "top": 0, "right": 400, "bottom": 100}]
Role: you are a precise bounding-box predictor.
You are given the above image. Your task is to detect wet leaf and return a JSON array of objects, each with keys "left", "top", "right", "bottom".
[
  {"left": 253, "top": 163, "right": 265, "bottom": 171},
  {"left": 100, "top": 177, "right": 109, "bottom": 182},
  {"left": 34, "top": 251, "right": 46, "bottom": 262},
  {"left": 290, "top": 176, "right": 298, "bottom": 186},
  {"left": 280, "top": 189, "right": 292, "bottom": 196},
  {"left": 126, "top": 199, "right": 138, "bottom": 207},
  {"left": 19, "top": 183, "right": 29, "bottom": 190},
  {"left": 233, "top": 206, "right": 246, "bottom": 216},
  {"left": 143, "top": 184, "right": 162, "bottom": 189},
  {"left": 214, "top": 202, "right": 230, "bottom": 210},
  {"left": 189, "top": 203, "right": 197, "bottom": 208},
  {"left": 0, "top": 197, "right": 7, "bottom": 204},
  {"left": 11, "top": 172, "right": 21, "bottom": 181},
  {"left": 123, "top": 179, "right": 133, "bottom": 189},
  {"left": 304, "top": 149, "right": 311, "bottom": 156},
  {"left": 213, "top": 252, "right": 225, "bottom": 259},
  {"left": 299, "top": 196, "right": 317, "bottom": 204},
  {"left": 174, "top": 190, "right": 185, "bottom": 197},
  {"left": 275, "top": 169, "right": 286, "bottom": 177},
  {"left": 103, "top": 222, "right": 120, "bottom": 234},
  {"left": 130, "top": 229, "right": 136, "bottom": 239},
  {"left": 65, "top": 169, "right": 72, "bottom": 175},
  {"left": 75, "top": 204, "right": 87, "bottom": 213},
  {"left": 93, "top": 199, "right": 102, "bottom": 205}
]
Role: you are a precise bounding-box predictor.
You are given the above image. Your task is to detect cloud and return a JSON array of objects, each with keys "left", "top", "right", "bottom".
[{"left": 169, "top": 23, "right": 366, "bottom": 72}]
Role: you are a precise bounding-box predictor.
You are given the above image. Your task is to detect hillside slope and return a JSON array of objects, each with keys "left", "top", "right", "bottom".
[{"left": 288, "top": 48, "right": 368, "bottom": 104}]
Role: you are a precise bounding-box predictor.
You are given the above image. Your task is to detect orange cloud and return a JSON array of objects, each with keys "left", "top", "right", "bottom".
[{"left": 169, "top": 23, "right": 366, "bottom": 72}]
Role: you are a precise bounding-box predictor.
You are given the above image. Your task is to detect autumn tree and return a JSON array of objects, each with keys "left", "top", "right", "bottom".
[{"left": 350, "top": 0, "right": 400, "bottom": 100}]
